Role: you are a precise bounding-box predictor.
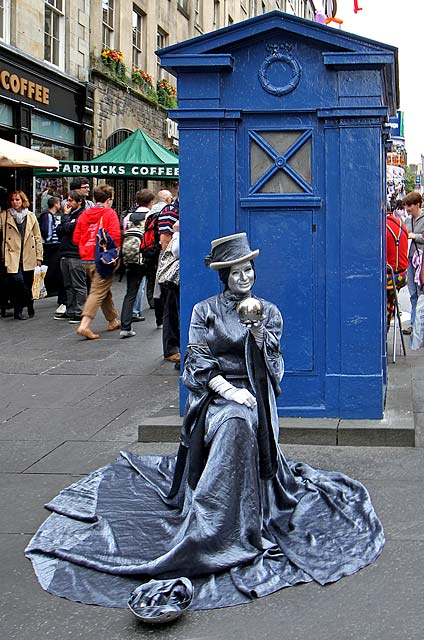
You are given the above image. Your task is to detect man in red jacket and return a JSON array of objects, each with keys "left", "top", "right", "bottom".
[
  {"left": 386, "top": 211, "right": 409, "bottom": 330},
  {"left": 73, "top": 184, "right": 121, "bottom": 339}
]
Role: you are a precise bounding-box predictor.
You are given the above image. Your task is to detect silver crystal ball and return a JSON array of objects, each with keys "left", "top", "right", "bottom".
[{"left": 236, "top": 297, "right": 264, "bottom": 325}]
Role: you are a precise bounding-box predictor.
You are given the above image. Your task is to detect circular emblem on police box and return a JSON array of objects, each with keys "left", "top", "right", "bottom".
[{"left": 258, "top": 43, "right": 301, "bottom": 96}]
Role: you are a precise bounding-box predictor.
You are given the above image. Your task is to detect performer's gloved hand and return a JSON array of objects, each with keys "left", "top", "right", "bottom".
[{"left": 209, "top": 375, "right": 257, "bottom": 408}]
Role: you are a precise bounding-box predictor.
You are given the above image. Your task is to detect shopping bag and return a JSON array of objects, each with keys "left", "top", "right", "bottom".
[
  {"left": 411, "top": 294, "right": 424, "bottom": 350},
  {"left": 32, "top": 265, "right": 48, "bottom": 300}
]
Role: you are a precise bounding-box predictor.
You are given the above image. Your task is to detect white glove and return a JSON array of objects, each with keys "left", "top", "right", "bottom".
[
  {"left": 208, "top": 375, "right": 257, "bottom": 408},
  {"left": 249, "top": 323, "right": 264, "bottom": 349}
]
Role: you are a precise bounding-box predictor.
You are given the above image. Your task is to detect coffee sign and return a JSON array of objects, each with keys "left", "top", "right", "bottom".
[{"left": 0, "top": 69, "right": 50, "bottom": 104}]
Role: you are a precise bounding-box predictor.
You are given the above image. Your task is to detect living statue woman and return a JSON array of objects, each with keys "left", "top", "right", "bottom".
[{"left": 26, "top": 233, "right": 384, "bottom": 613}]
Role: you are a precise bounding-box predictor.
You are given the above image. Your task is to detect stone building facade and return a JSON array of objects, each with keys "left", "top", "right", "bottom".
[{"left": 0, "top": 0, "right": 323, "bottom": 209}]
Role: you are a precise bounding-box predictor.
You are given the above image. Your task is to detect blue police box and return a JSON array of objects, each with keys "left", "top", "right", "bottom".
[{"left": 158, "top": 11, "right": 399, "bottom": 419}]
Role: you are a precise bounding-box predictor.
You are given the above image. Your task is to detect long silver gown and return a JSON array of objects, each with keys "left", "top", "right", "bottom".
[{"left": 25, "top": 290, "right": 385, "bottom": 609}]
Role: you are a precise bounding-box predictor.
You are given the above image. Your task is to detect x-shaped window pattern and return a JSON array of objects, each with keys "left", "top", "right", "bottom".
[{"left": 249, "top": 129, "right": 312, "bottom": 195}]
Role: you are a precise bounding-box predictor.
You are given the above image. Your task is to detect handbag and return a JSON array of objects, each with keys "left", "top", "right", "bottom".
[
  {"left": 156, "top": 244, "right": 179, "bottom": 286},
  {"left": 95, "top": 217, "right": 120, "bottom": 278}
]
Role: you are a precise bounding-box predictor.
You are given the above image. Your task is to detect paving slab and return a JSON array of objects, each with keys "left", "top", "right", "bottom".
[
  {"left": 89, "top": 404, "right": 181, "bottom": 441},
  {"left": 0, "top": 404, "right": 128, "bottom": 441},
  {"left": 0, "top": 473, "right": 82, "bottom": 534},
  {"left": 24, "top": 440, "right": 139, "bottom": 475},
  {"left": 0, "top": 355, "right": 66, "bottom": 375},
  {"left": 281, "top": 444, "right": 424, "bottom": 482},
  {"left": 414, "top": 412, "right": 424, "bottom": 447},
  {"left": 0, "top": 402, "right": 26, "bottom": 422},
  {"left": 0, "top": 439, "right": 64, "bottom": 472},
  {"left": 0, "top": 372, "right": 118, "bottom": 409},
  {"left": 362, "top": 479, "right": 424, "bottom": 541},
  {"left": 84, "top": 374, "right": 179, "bottom": 414}
]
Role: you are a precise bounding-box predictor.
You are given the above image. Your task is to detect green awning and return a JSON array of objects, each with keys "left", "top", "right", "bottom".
[{"left": 34, "top": 129, "right": 179, "bottom": 179}]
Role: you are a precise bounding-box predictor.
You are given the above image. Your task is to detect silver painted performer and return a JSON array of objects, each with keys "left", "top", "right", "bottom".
[{"left": 26, "top": 233, "right": 385, "bottom": 614}]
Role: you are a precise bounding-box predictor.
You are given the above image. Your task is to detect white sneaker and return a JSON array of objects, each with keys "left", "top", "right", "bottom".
[
  {"left": 55, "top": 304, "right": 66, "bottom": 315},
  {"left": 120, "top": 330, "right": 136, "bottom": 338}
]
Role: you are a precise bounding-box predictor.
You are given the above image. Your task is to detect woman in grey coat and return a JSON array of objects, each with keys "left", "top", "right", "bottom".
[{"left": 26, "top": 233, "right": 385, "bottom": 613}]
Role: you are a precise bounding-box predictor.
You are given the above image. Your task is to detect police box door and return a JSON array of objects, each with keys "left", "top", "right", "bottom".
[{"left": 236, "top": 113, "right": 326, "bottom": 416}]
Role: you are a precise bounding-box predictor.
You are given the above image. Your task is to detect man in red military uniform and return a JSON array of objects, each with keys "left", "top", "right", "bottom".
[{"left": 386, "top": 211, "right": 409, "bottom": 330}]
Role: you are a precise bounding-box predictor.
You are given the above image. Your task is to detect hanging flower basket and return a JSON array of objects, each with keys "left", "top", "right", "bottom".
[
  {"left": 157, "top": 79, "right": 177, "bottom": 108},
  {"left": 132, "top": 68, "right": 156, "bottom": 99},
  {"left": 101, "top": 48, "right": 126, "bottom": 81}
]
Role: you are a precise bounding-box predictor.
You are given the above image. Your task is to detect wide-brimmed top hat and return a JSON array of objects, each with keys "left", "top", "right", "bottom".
[{"left": 204, "top": 233, "right": 259, "bottom": 270}]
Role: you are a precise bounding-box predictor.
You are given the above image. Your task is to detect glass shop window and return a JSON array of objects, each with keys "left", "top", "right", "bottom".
[{"left": 32, "top": 113, "right": 75, "bottom": 145}]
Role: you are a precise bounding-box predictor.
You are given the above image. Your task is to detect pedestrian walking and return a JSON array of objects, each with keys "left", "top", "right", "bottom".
[
  {"left": 56, "top": 190, "right": 88, "bottom": 324},
  {"left": 72, "top": 185, "right": 121, "bottom": 340},
  {"left": 0, "top": 191, "right": 43, "bottom": 319},
  {"left": 403, "top": 191, "right": 424, "bottom": 334}
]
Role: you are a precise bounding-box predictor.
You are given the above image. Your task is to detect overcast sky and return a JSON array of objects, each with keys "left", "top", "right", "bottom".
[{"left": 329, "top": 0, "right": 423, "bottom": 164}]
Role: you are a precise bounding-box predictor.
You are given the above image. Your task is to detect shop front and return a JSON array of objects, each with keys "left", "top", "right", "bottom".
[
  {"left": 35, "top": 128, "right": 179, "bottom": 217},
  {"left": 0, "top": 43, "right": 93, "bottom": 211}
]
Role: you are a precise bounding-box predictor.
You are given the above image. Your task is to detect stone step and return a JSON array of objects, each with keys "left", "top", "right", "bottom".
[{"left": 138, "top": 406, "right": 415, "bottom": 447}]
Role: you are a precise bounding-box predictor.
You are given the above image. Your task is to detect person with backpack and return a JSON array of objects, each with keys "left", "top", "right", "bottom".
[
  {"left": 402, "top": 191, "right": 424, "bottom": 334},
  {"left": 157, "top": 198, "right": 180, "bottom": 361},
  {"left": 119, "top": 189, "right": 155, "bottom": 338},
  {"left": 139, "top": 194, "right": 166, "bottom": 328},
  {"left": 386, "top": 211, "right": 408, "bottom": 330},
  {"left": 146, "top": 190, "right": 173, "bottom": 309},
  {"left": 72, "top": 185, "right": 121, "bottom": 340},
  {"left": 56, "top": 190, "right": 88, "bottom": 324}
]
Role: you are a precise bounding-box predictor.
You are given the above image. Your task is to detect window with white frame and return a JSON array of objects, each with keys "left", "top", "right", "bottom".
[
  {"left": 177, "top": 0, "right": 189, "bottom": 16},
  {"left": 44, "top": 0, "right": 65, "bottom": 67},
  {"left": 156, "top": 28, "right": 168, "bottom": 80},
  {"left": 102, "top": 0, "right": 115, "bottom": 49},
  {"left": 0, "top": 0, "right": 10, "bottom": 42},
  {"left": 304, "top": 0, "right": 315, "bottom": 20},
  {"left": 194, "top": 0, "right": 202, "bottom": 28},
  {"left": 213, "top": 0, "right": 219, "bottom": 29},
  {"left": 132, "top": 6, "right": 143, "bottom": 68}
]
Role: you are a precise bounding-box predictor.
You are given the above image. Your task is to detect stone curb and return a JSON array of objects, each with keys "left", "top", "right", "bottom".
[{"left": 139, "top": 352, "right": 416, "bottom": 447}]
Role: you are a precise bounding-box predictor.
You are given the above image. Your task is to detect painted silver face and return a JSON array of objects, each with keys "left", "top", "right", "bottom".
[{"left": 227, "top": 261, "right": 254, "bottom": 296}]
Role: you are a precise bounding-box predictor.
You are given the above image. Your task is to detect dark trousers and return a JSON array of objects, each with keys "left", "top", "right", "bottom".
[
  {"left": 8, "top": 269, "right": 34, "bottom": 314},
  {"left": 121, "top": 264, "right": 146, "bottom": 330},
  {"left": 154, "top": 295, "right": 164, "bottom": 327},
  {"left": 160, "top": 282, "right": 180, "bottom": 357},
  {"left": 60, "top": 256, "right": 88, "bottom": 316},
  {"left": 144, "top": 257, "right": 158, "bottom": 308},
  {"left": 43, "top": 243, "right": 67, "bottom": 305}
]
